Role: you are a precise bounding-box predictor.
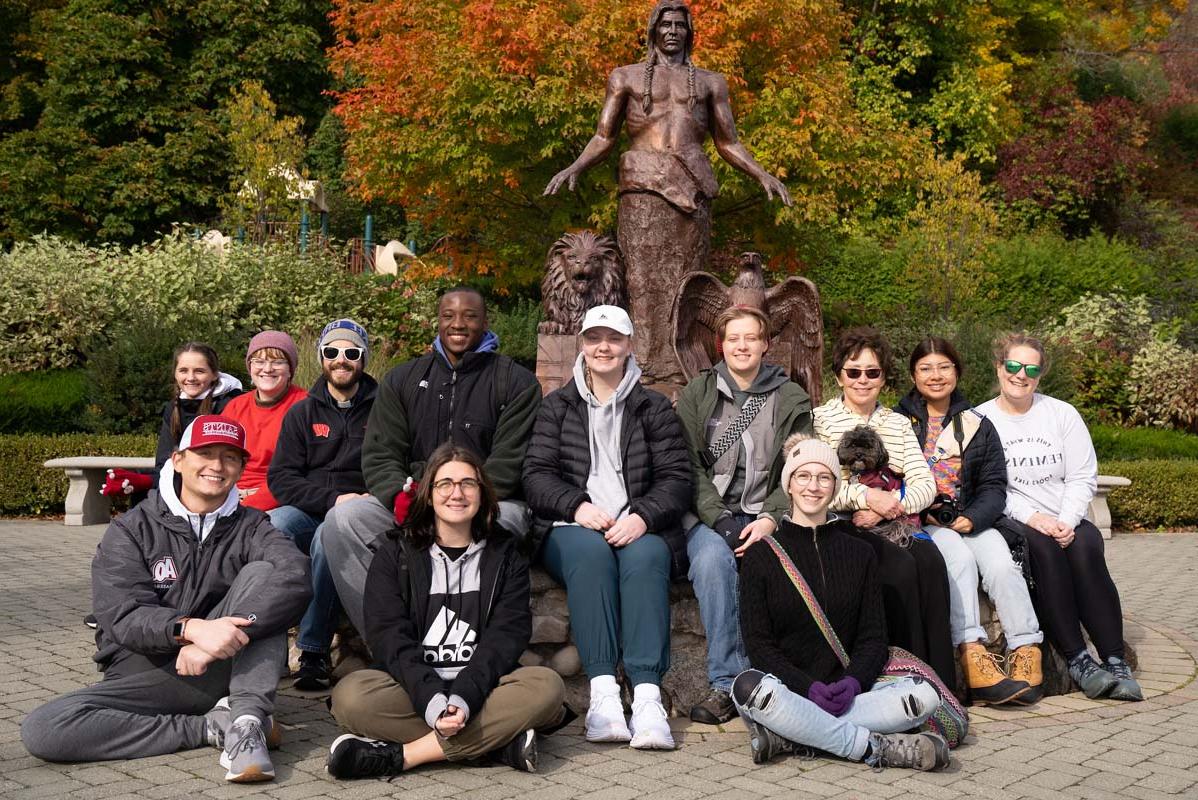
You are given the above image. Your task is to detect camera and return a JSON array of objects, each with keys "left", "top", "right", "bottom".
[{"left": 928, "top": 494, "right": 960, "bottom": 526}]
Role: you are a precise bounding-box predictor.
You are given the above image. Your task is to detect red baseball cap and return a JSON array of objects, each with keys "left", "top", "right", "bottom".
[{"left": 177, "top": 415, "right": 250, "bottom": 458}]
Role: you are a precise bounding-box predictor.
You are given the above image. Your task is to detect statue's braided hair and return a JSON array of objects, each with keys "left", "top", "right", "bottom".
[{"left": 642, "top": 0, "right": 696, "bottom": 114}]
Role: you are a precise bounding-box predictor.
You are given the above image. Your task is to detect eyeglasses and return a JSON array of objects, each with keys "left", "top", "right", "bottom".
[
  {"left": 322, "top": 346, "right": 363, "bottom": 362},
  {"left": 1003, "top": 360, "right": 1042, "bottom": 379},
  {"left": 791, "top": 471, "right": 836, "bottom": 488},
  {"left": 432, "top": 477, "right": 481, "bottom": 496},
  {"left": 249, "top": 358, "right": 289, "bottom": 370},
  {"left": 842, "top": 367, "right": 883, "bottom": 380},
  {"left": 915, "top": 363, "right": 956, "bottom": 377}
]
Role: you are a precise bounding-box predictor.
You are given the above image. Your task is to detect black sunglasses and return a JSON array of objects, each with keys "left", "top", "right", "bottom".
[
  {"left": 322, "top": 346, "right": 363, "bottom": 362},
  {"left": 842, "top": 367, "right": 883, "bottom": 380}
]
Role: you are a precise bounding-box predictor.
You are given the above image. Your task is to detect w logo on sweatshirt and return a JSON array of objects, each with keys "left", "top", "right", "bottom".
[{"left": 422, "top": 608, "right": 477, "bottom": 665}]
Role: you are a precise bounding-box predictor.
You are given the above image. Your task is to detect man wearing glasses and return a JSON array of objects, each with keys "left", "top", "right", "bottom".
[
  {"left": 267, "top": 319, "right": 377, "bottom": 691},
  {"left": 321, "top": 288, "right": 542, "bottom": 642}
]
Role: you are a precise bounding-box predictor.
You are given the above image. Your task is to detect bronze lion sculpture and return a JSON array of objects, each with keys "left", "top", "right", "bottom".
[{"left": 539, "top": 231, "right": 627, "bottom": 335}]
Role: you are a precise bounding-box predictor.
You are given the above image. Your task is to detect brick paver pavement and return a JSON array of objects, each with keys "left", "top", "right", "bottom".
[{"left": 1, "top": 521, "right": 1195, "bottom": 800}]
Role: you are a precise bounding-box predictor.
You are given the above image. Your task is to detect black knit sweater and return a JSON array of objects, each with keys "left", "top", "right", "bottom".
[{"left": 739, "top": 517, "right": 888, "bottom": 695}]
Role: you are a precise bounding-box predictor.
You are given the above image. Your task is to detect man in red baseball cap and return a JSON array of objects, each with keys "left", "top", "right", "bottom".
[{"left": 21, "top": 416, "right": 311, "bottom": 784}]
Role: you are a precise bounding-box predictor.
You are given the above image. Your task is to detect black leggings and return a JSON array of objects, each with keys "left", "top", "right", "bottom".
[
  {"left": 1020, "top": 519, "right": 1124, "bottom": 661},
  {"left": 846, "top": 530, "right": 956, "bottom": 687}
]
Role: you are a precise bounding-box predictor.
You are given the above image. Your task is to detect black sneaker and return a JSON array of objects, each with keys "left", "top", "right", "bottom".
[
  {"left": 327, "top": 734, "right": 404, "bottom": 780},
  {"left": 747, "top": 719, "right": 794, "bottom": 764},
  {"left": 83, "top": 614, "right": 98, "bottom": 630},
  {"left": 293, "top": 652, "right": 332, "bottom": 691},
  {"left": 490, "top": 728, "right": 537, "bottom": 772},
  {"left": 690, "top": 687, "right": 737, "bottom": 724},
  {"left": 1068, "top": 652, "right": 1118, "bottom": 699}
]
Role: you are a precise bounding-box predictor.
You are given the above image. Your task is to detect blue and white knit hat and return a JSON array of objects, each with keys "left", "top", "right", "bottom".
[{"left": 318, "top": 318, "right": 369, "bottom": 365}]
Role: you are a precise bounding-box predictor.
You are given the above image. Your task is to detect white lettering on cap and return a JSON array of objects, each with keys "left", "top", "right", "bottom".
[{"left": 201, "top": 421, "right": 240, "bottom": 440}]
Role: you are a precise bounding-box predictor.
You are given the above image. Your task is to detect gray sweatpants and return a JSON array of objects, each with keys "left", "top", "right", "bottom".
[
  {"left": 21, "top": 561, "right": 288, "bottom": 762},
  {"left": 321, "top": 495, "right": 530, "bottom": 637}
]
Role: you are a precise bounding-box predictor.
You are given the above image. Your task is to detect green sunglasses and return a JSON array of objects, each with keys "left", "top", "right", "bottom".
[{"left": 1004, "top": 359, "right": 1042, "bottom": 379}]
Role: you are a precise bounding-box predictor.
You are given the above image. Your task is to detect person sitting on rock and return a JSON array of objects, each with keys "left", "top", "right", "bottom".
[
  {"left": 321, "top": 287, "right": 542, "bottom": 640},
  {"left": 21, "top": 416, "right": 311, "bottom": 783},
  {"left": 675, "top": 305, "right": 812, "bottom": 724},
  {"left": 896, "top": 336, "right": 1045, "bottom": 706},
  {"left": 326, "top": 443, "right": 569, "bottom": 780},
  {"left": 267, "top": 319, "right": 378, "bottom": 691},
  {"left": 523, "top": 305, "right": 693, "bottom": 751},
  {"left": 734, "top": 435, "right": 950, "bottom": 772}
]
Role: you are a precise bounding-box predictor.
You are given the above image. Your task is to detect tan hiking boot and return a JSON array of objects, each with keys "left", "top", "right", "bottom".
[
  {"left": 1007, "top": 645, "right": 1045, "bottom": 704},
  {"left": 960, "top": 642, "right": 1029, "bottom": 705}
]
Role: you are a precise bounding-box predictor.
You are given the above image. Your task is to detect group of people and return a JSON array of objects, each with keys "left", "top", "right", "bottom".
[{"left": 20, "top": 286, "right": 1141, "bottom": 784}]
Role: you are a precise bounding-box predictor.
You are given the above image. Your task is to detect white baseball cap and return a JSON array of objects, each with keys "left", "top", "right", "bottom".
[{"left": 580, "top": 305, "right": 634, "bottom": 336}]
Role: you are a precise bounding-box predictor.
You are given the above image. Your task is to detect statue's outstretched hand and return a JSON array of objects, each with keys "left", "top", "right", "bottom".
[
  {"left": 544, "top": 167, "right": 578, "bottom": 196},
  {"left": 760, "top": 174, "right": 792, "bottom": 207}
]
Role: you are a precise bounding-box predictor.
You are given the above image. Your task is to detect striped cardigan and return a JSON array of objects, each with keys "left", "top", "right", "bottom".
[{"left": 813, "top": 397, "right": 937, "bottom": 515}]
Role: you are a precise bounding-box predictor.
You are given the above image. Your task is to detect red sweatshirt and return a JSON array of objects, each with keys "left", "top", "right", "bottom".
[{"left": 223, "top": 384, "right": 308, "bottom": 511}]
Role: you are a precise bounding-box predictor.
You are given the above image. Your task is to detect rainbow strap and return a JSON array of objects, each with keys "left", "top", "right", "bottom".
[{"left": 763, "top": 535, "right": 850, "bottom": 668}]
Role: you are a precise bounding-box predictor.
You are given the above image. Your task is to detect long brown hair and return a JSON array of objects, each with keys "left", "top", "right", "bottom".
[
  {"left": 170, "top": 342, "right": 221, "bottom": 439},
  {"left": 396, "top": 443, "right": 499, "bottom": 549}
]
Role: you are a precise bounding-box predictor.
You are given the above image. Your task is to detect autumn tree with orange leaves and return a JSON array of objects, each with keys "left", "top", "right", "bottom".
[{"left": 329, "top": 0, "right": 931, "bottom": 286}]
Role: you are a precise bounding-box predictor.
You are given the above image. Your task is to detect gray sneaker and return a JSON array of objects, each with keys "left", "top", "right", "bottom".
[
  {"left": 747, "top": 719, "right": 795, "bottom": 764},
  {"left": 865, "top": 731, "right": 951, "bottom": 772},
  {"left": 1068, "top": 653, "right": 1118, "bottom": 699},
  {"left": 204, "top": 698, "right": 282, "bottom": 750},
  {"left": 1104, "top": 656, "right": 1144, "bottom": 701},
  {"left": 220, "top": 718, "right": 275, "bottom": 782}
]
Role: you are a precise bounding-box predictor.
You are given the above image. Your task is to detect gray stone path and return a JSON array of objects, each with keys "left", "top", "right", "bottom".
[{"left": 1, "top": 521, "right": 1195, "bottom": 799}]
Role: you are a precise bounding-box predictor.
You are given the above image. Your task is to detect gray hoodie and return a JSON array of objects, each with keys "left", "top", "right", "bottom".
[
  {"left": 571, "top": 352, "right": 643, "bottom": 521},
  {"left": 156, "top": 457, "right": 240, "bottom": 542}
]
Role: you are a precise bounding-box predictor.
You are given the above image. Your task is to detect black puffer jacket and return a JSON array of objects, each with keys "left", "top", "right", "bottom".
[
  {"left": 522, "top": 380, "right": 694, "bottom": 577},
  {"left": 895, "top": 388, "right": 1008, "bottom": 533}
]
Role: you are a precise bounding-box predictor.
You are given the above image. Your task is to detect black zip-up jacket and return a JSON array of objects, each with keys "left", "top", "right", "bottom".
[
  {"left": 363, "top": 349, "right": 541, "bottom": 508},
  {"left": 895, "top": 388, "right": 1009, "bottom": 533},
  {"left": 364, "top": 531, "right": 530, "bottom": 720},
  {"left": 522, "top": 380, "right": 694, "bottom": 577},
  {"left": 739, "top": 518, "right": 887, "bottom": 695},
  {"left": 267, "top": 374, "right": 378, "bottom": 516},
  {"left": 91, "top": 493, "right": 311, "bottom": 678}
]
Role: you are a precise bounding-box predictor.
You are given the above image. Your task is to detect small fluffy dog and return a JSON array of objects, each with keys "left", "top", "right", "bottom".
[{"left": 836, "top": 425, "right": 920, "bottom": 547}]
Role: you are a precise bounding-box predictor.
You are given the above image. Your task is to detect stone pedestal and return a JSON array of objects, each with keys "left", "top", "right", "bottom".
[{"left": 536, "top": 334, "right": 578, "bottom": 396}]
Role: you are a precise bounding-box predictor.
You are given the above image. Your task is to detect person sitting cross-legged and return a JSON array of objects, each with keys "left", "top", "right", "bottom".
[
  {"left": 21, "top": 416, "right": 312, "bottom": 783},
  {"left": 326, "top": 443, "right": 569, "bottom": 780},
  {"left": 733, "top": 435, "right": 951, "bottom": 772},
  {"left": 268, "top": 318, "right": 378, "bottom": 690}
]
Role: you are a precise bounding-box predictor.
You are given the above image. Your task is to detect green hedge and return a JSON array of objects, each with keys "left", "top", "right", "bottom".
[
  {"left": 0, "top": 369, "right": 89, "bottom": 434},
  {"left": 1101, "top": 459, "right": 1198, "bottom": 531},
  {"left": 1092, "top": 425, "right": 1198, "bottom": 461},
  {"left": 0, "top": 433, "right": 155, "bottom": 516}
]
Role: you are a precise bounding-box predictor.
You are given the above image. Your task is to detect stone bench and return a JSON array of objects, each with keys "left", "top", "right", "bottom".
[
  {"left": 43, "top": 457, "right": 155, "bottom": 526},
  {"left": 1091, "top": 474, "right": 1131, "bottom": 539}
]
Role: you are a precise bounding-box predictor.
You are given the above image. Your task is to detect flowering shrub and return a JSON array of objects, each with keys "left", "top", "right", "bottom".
[{"left": 1127, "top": 340, "right": 1198, "bottom": 433}]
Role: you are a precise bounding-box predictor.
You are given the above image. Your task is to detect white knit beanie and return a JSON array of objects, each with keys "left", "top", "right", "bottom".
[{"left": 780, "top": 434, "right": 843, "bottom": 499}]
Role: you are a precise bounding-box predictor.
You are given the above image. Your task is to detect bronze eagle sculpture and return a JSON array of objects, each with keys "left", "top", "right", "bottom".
[{"left": 672, "top": 252, "right": 823, "bottom": 402}]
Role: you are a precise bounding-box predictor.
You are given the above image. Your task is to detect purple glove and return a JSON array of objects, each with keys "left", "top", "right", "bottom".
[
  {"left": 807, "top": 681, "right": 839, "bottom": 715},
  {"left": 826, "top": 676, "right": 862, "bottom": 715}
]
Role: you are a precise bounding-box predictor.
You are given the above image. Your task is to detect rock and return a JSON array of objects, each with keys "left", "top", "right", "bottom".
[
  {"left": 519, "top": 649, "right": 544, "bottom": 667},
  {"left": 531, "top": 614, "right": 571, "bottom": 644},
  {"left": 547, "top": 644, "right": 582, "bottom": 677}
]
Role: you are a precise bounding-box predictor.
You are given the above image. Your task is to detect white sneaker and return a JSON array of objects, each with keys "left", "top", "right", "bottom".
[
  {"left": 629, "top": 698, "right": 675, "bottom": 750},
  {"left": 585, "top": 693, "right": 631, "bottom": 742}
]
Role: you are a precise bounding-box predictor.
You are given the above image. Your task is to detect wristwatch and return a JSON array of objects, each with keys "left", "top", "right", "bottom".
[{"left": 172, "top": 617, "right": 190, "bottom": 644}]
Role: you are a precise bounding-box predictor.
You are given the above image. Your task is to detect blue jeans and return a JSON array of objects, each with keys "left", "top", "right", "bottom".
[
  {"left": 269, "top": 505, "right": 341, "bottom": 655},
  {"left": 540, "top": 524, "right": 672, "bottom": 686},
  {"left": 733, "top": 670, "right": 940, "bottom": 761},
  {"left": 686, "top": 519, "right": 751, "bottom": 691}
]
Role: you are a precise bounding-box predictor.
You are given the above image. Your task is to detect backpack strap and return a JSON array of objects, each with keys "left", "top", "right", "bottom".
[{"left": 762, "top": 535, "right": 851, "bottom": 668}]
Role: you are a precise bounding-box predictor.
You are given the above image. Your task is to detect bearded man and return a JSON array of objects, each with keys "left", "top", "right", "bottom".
[
  {"left": 267, "top": 318, "right": 377, "bottom": 690},
  {"left": 545, "top": 0, "right": 791, "bottom": 383}
]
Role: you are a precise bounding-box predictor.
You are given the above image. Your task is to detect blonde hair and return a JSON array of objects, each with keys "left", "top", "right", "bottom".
[{"left": 992, "top": 332, "right": 1048, "bottom": 374}]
